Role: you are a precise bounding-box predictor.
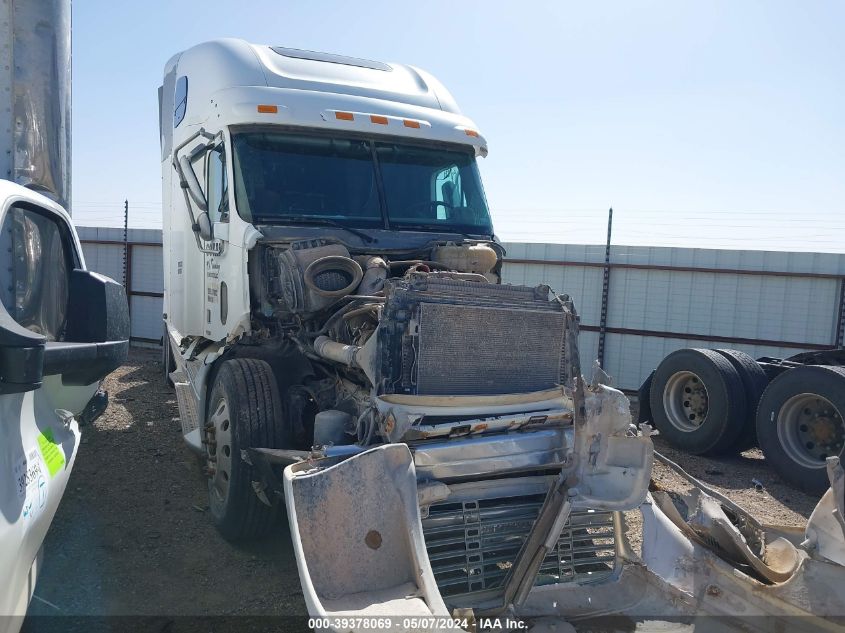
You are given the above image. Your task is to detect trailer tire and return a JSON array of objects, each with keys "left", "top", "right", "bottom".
[
  {"left": 715, "top": 349, "right": 770, "bottom": 451},
  {"left": 756, "top": 365, "right": 845, "bottom": 495},
  {"left": 649, "top": 348, "right": 747, "bottom": 455},
  {"left": 205, "top": 358, "right": 288, "bottom": 541}
]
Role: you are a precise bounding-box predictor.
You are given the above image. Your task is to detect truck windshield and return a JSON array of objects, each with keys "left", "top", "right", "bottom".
[{"left": 231, "top": 131, "right": 493, "bottom": 235}]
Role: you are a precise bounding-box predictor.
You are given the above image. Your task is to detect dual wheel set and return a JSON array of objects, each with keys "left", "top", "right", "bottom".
[{"left": 643, "top": 348, "right": 845, "bottom": 495}]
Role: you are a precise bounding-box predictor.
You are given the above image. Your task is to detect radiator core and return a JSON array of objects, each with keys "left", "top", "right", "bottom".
[{"left": 415, "top": 302, "right": 564, "bottom": 396}]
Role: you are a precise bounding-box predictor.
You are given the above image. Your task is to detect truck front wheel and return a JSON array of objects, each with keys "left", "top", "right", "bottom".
[{"left": 205, "top": 358, "right": 289, "bottom": 540}]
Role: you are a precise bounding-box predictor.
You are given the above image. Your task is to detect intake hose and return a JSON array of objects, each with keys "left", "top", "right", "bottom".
[
  {"left": 357, "top": 256, "right": 389, "bottom": 295},
  {"left": 313, "top": 335, "right": 360, "bottom": 367}
]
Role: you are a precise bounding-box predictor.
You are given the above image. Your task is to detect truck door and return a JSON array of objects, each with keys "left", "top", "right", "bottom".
[
  {"left": 202, "top": 143, "right": 237, "bottom": 341},
  {"left": 0, "top": 188, "right": 128, "bottom": 628}
]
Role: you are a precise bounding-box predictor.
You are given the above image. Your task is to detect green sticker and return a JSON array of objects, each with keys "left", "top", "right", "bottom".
[{"left": 37, "top": 428, "right": 65, "bottom": 478}]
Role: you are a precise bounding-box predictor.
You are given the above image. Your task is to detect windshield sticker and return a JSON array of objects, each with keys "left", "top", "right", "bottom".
[{"left": 37, "top": 428, "right": 65, "bottom": 477}]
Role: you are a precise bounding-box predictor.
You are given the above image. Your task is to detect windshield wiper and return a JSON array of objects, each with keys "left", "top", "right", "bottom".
[
  {"left": 280, "top": 217, "right": 376, "bottom": 243},
  {"left": 391, "top": 223, "right": 491, "bottom": 241}
]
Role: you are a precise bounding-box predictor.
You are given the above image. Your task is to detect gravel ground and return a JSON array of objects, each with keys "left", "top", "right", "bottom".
[
  {"left": 24, "top": 349, "right": 307, "bottom": 632},
  {"left": 22, "top": 350, "right": 822, "bottom": 628}
]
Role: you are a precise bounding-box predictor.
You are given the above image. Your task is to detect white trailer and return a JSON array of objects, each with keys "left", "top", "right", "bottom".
[
  {"left": 0, "top": 3, "right": 128, "bottom": 631},
  {"left": 159, "top": 40, "right": 845, "bottom": 629}
]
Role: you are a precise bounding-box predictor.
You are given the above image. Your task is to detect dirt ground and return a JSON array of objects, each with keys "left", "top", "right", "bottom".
[
  {"left": 22, "top": 349, "right": 823, "bottom": 629},
  {"left": 23, "top": 349, "right": 307, "bottom": 633}
]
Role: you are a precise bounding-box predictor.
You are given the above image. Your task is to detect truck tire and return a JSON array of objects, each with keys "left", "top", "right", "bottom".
[
  {"left": 637, "top": 370, "right": 655, "bottom": 425},
  {"left": 756, "top": 365, "right": 845, "bottom": 495},
  {"left": 205, "top": 358, "right": 289, "bottom": 541},
  {"left": 715, "top": 349, "right": 770, "bottom": 451},
  {"left": 649, "top": 348, "right": 747, "bottom": 455}
]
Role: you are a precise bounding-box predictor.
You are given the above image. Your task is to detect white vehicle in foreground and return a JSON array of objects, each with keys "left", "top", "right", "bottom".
[
  {"left": 0, "top": 184, "right": 129, "bottom": 633},
  {"left": 160, "top": 39, "right": 845, "bottom": 630},
  {"left": 0, "top": 3, "right": 129, "bottom": 631}
]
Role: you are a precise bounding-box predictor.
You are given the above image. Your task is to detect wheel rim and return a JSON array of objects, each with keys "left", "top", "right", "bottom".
[
  {"left": 776, "top": 393, "right": 844, "bottom": 469},
  {"left": 662, "top": 371, "right": 709, "bottom": 432},
  {"left": 206, "top": 397, "right": 233, "bottom": 514}
]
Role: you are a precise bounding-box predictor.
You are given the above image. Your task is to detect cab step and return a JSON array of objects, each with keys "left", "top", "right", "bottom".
[{"left": 171, "top": 369, "right": 204, "bottom": 454}]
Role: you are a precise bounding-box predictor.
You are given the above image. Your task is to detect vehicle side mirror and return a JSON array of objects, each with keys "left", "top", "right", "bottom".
[
  {"left": 51, "top": 270, "right": 129, "bottom": 386},
  {"left": 196, "top": 212, "right": 213, "bottom": 241},
  {"left": 0, "top": 305, "right": 45, "bottom": 394},
  {"left": 64, "top": 270, "right": 130, "bottom": 344},
  {"left": 177, "top": 153, "right": 208, "bottom": 213}
]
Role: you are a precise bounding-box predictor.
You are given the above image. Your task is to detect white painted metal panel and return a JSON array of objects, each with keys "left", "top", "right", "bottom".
[
  {"left": 503, "top": 242, "right": 845, "bottom": 390},
  {"left": 606, "top": 269, "right": 838, "bottom": 345},
  {"left": 130, "top": 245, "right": 164, "bottom": 293},
  {"left": 79, "top": 243, "right": 124, "bottom": 286},
  {"left": 129, "top": 295, "right": 163, "bottom": 342}
]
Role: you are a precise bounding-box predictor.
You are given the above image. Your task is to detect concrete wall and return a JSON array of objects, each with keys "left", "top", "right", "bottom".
[{"left": 74, "top": 227, "right": 845, "bottom": 389}]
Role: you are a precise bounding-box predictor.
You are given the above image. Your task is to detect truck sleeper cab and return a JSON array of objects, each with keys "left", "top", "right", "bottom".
[{"left": 159, "top": 39, "right": 653, "bottom": 622}]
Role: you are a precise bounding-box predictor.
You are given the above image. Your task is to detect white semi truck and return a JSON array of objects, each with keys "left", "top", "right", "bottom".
[
  {"left": 0, "top": 2, "right": 129, "bottom": 631},
  {"left": 160, "top": 39, "right": 845, "bottom": 629}
]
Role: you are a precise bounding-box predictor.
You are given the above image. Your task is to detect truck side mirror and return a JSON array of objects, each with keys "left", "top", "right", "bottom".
[
  {"left": 0, "top": 200, "right": 129, "bottom": 393},
  {"left": 177, "top": 154, "right": 208, "bottom": 213},
  {"left": 196, "top": 211, "right": 213, "bottom": 241}
]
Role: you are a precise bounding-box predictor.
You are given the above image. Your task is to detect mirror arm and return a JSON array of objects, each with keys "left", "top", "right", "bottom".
[{"left": 172, "top": 128, "right": 220, "bottom": 253}]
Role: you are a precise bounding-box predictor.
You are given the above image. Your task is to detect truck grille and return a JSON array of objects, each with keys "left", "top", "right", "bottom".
[{"left": 422, "top": 492, "right": 616, "bottom": 598}]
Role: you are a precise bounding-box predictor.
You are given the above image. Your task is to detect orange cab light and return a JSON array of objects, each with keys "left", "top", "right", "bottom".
[
  {"left": 403, "top": 119, "right": 421, "bottom": 129},
  {"left": 335, "top": 111, "right": 355, "bottom": 121},
  {"left": 370, "top": 115, "right": 389, "bottom": 125},
  {"left": 257, "top": 105, "right": 278, "bottom": 113},
  {"left": 465, "top": 129, "right": 479, "bottom": 137}
]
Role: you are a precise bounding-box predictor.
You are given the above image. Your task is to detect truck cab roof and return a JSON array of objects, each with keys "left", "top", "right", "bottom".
[{"left": 160, "top": 39, "right": 487, "bottom": 161}]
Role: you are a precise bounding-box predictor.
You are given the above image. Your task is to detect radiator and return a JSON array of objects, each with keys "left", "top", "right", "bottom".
[
  {"left": 416, "top": 302, "right": 563, "bottom": 395},
  {"left": 379, "top": 276, "right": 566, "bottom": 396}
]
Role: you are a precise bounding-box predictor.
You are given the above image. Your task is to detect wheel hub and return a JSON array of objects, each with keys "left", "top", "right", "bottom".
[
  {"left": 205, "top": 398, "right": 233, "bottom": 510},
  {"left": 808, "top": 416, "right": 837, "bottom": 444},
  {"left": 663, "top": 371, "right": 710, "bottom": 432},
  {"left": 779, "top": 394, "right": 844, "bottom": 467}
]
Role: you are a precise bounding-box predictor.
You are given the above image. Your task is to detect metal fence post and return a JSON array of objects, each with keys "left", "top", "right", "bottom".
[
  {"left": 122, "top": 199, "right": 128, "bottom": 287},
  {"left": 836, "top": 278, "right": 845, "bottom": 347},
  {"left": 597, "top": 207, "right": 613, "bottom": 368}
]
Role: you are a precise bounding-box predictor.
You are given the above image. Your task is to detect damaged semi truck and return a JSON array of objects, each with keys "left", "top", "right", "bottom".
[{"left": 160, "top": 40, "right": 845, "bottom": 630}]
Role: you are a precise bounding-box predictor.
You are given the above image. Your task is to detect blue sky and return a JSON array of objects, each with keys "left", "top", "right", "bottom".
[{"left": 71, "top": 1, "right": 844, "bottom": 252}]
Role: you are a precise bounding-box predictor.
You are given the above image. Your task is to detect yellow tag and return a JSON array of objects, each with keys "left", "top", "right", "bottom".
[{"left": 37, "top": 428, "right": 65, "bottom": 478}]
